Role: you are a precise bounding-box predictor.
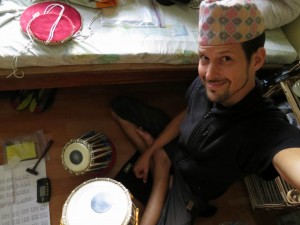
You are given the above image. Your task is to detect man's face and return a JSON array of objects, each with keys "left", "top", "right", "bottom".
[{"left": 198, "top": 43, "right": 256, "bottom": 107}]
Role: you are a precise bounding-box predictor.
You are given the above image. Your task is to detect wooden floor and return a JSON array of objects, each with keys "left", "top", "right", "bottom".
[{"left": 0, "top": 81, "right": 297, "bottom": 225}]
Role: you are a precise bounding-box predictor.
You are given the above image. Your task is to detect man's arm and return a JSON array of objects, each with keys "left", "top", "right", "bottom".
[
  {"left": 134, "top": 109, "right": 186, "bottom": 182},
  {"left": 273, "top": 147, "right": 300, "bottom": 190},
  {"left": 150, "top": 108, "right": 186, "bottom": 153}
]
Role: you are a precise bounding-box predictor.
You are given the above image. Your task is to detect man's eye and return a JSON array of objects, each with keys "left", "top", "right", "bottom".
[
  {"left": 200, "top": 55, "right": 209, "bottom": 61},
  {"left": 222, "top": 56, "right": 232, "bottom": 62}
]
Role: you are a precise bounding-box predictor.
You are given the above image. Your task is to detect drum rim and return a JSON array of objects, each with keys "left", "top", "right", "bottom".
[{"left": 61, "top": 177, "right": 132, "bottom": 225}]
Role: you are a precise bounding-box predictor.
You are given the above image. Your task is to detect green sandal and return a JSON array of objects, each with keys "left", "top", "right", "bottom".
[
  {"left": 29, "top": 89, "right": 57, "bottom": 114},
  {"left": 11, "top": 90, "right": 36, "bottom": 111}
]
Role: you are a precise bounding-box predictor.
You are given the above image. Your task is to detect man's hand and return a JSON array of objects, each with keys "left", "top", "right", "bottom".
[{"left": 133, "top": 128, "right": 155, "bottom": 183}]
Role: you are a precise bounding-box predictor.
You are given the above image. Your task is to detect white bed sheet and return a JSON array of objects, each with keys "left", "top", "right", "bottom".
[{"left": 0, "top": 0, "right": 297, "bottom": 72}]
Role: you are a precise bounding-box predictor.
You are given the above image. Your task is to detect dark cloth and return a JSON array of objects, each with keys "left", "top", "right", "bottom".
[
  {"left": 176, "top": 77, "right": 300, "bottom": 201},
  {"left": 114, "top": 151, "right": 153, "bottom": 205},
  {"left": 111, "top": 96, "right": 198, "bottom": 223},
  {"left": 157, "top": 166, "right": 195, "bottom": 225},
  {"left": 111, "top": 96, "right": 171, "bottom": 138},
  {"left": 111, "top": 95, "right": 219, "bottom": 223},
  {"left": 111, "top": 96, "right": 177, "bottom": 159},
  {"left": 110, "top": 77, "right": 300, "bottom": 224}
]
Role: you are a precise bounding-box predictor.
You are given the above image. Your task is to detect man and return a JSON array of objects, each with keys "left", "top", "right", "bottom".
[{"left": 111, "top": 0, "right": 300, "bottom": 224}]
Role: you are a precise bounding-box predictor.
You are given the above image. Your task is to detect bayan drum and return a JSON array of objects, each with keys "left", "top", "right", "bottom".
[
  {"left": 61, "top": 131, "right": 115, "bottom": 175},
  {"left": 61, "top": 178, "right": 139, "bottom": 225}
]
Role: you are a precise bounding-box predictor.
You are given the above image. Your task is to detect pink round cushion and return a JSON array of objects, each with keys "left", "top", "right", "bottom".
[
  {"left": 20, "top": 1, "right": 81, "bottom": 44},
  {"left": 28, "top": 13, "right": 74, "bottom": 44}
]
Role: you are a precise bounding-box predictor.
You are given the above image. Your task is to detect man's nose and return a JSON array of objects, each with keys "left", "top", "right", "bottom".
[{"left": 205, "top": 63, "right": 218, "bottom": 79}]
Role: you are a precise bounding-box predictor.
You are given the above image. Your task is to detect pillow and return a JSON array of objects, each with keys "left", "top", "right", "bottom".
[{"left": 253, "top": 0, "right": 300, "bottom": 29}]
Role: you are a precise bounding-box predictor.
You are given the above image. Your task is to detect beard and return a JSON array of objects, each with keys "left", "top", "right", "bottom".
[{"left": 204, "top": 70, "right": 250, "bottom": 105}]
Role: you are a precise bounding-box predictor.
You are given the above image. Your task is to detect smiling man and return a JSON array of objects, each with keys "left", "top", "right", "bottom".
[
  {"left": 198, "top": 44, "right": 259, "bottom": 106},
  {"left": 111, "top": 0, "right": 300, "bottom": 224}
]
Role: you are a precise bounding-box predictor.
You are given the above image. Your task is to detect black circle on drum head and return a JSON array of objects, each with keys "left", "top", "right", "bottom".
[{"left": 70, "top": 150, "right": 83, "bottom": 165}]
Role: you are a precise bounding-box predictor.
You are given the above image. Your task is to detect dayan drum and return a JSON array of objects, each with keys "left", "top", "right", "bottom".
[
  {"left": 60, "top": 178, "right": 139, "bottom": 225},
  {"left": 61, "top": 131, "right": 115, "bottom": 175}
]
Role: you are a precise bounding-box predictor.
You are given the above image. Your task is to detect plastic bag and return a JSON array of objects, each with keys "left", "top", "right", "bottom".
[{"left": 2, "top": 130, "right": 47, "bottom": 167}]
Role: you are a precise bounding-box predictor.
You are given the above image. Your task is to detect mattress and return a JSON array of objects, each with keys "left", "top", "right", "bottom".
[{"left": 0, "top": 0, "right": 297, "bottom": 73}]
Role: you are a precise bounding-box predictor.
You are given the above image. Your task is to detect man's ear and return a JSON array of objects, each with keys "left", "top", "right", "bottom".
[{"left": 252, "top": 47, "right": 266, "bottom": 71}]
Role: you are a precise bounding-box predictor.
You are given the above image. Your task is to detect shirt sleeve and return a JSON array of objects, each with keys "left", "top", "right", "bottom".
[{"left": 238, "top": 117, "right": 300, "bottom": 180}]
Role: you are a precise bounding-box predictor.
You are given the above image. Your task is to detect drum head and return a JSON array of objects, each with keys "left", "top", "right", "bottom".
[
  {"left": 20, "top": 1, "right": 81, "bottom": 44},
  {"left": 62, "top": 141, "right": 91, "bottom": 174},
  {"left": 62, "top": 178, "right": 132, "bottom": 225}
]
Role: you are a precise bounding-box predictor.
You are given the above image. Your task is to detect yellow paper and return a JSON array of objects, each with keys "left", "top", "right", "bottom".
[
  {"left": 7, "top": 155, "right": 21, "bottom": 168},
  {"left": 6, "top": 142, "right": 36, "bottom": 161}
]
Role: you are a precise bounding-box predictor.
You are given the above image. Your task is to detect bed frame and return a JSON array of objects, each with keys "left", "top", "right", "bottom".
[{"left": 0, "top": 63, "right": 198, "bottom": 91}]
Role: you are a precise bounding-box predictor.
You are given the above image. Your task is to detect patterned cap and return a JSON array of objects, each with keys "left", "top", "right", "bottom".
[{"left": 199, "top": 0, "right": 265, "bottom": 46}]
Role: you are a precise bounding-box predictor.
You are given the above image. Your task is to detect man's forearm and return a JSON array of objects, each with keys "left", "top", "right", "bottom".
[{"left": 149, "top": 109, "right": 186, "bottom": 155}]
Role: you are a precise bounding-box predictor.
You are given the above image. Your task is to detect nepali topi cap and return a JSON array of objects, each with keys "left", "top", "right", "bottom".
[{"left": 199, "top": 0, "right": 265, "bottom": 46}]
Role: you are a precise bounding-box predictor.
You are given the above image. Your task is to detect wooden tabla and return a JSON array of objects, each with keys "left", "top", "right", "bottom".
[
  {"left": 61, "top": 131, "right": 116, "bottom": 175},
  {"left": 20, "top": 1, "right": 82, "bottom": 44},
  {"left": 60, "top": 178, "right": 139, "bottom": 225}
]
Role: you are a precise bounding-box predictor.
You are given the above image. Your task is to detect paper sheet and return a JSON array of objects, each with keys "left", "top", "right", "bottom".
[{"left": 0, "top": 159, "right": 51, "bottom": 225}]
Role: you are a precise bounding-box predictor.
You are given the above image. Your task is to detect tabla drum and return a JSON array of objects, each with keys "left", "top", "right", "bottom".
[
  {"left": 60, "top": 178, "right": 139, "bottom": 225},
  {"left": 61, "top": 131, "right": 116, "bottom": 175},
  {"left": 20, "top": 1, "right": 82, "bottom": 45}
]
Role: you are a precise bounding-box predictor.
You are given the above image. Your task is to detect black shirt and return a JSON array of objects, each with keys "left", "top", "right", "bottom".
[{"left": 174, "top": 77, "right": 300, "bottom": 200}]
